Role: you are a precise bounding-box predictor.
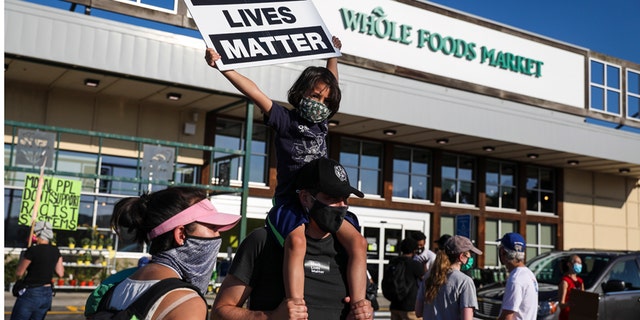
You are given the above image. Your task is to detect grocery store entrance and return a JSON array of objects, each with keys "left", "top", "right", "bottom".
[{"left": 358, "top": 210, "right": 429, "bottom": 288}]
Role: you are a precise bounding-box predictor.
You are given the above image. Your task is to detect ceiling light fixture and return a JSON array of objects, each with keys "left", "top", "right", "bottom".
[
  {"left": 166, "top": 92, "right": 182, "bottom": 101},
  {"left": 483, "top": 146, "right": 495, "bottom": 152},
  {"left": 436, "top": 138, "right": 449, "bottom": 145},
  {"left": 383, "top": 129, "right": 397, "bottom": 136},
  {"left": 567, "top": 160, "right": 579, "bottom": 166},
  {"left": 328, "top": 120, "right": 340, "bottom": 127},
  {"left": 527, "top": 153, "right": 539, "bottom": 159},
  {"left": 619, "top": 168, "right": 630, "bottom": 174},
  {"left": 84, "top": 78, "right": 100, "bottom": 87}
]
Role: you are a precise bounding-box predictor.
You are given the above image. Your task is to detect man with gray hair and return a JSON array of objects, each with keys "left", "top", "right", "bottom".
[{"left": 497, "top": 232, "right": 538, "bottom": 320}]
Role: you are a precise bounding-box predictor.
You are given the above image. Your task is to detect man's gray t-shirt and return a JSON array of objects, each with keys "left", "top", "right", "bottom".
[{"left": 417, "top": 269, "right": 478, "bottom": 320}]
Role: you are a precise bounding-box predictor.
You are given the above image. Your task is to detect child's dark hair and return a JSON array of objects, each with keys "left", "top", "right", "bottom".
[
  {"left": 288, "top": 66, "right": 341, "bottom": 117},
  {"left": 110, "top": 186, "right": 207, "bottom": 255}
]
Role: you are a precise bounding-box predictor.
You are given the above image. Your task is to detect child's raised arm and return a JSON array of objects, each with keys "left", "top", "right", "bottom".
[
  {"left": 205, "top": 48, "right": 273, "bottom": 115},
  {"left": 326, "top": 36, "right": 342, "bottom": 82}
]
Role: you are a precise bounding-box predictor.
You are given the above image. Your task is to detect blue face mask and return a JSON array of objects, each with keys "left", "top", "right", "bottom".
[{"left": 573, "top": 263, "right": 582, "bottom": 274}]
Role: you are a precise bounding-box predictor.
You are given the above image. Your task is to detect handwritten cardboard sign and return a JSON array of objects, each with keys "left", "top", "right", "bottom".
[{"left": 19, "top": 174, "right": 81, "bottom": 230}]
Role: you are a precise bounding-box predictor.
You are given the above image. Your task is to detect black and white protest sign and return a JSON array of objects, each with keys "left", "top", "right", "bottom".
[{"left": 184, "top": 0, "right": 340, "bottom": 70}]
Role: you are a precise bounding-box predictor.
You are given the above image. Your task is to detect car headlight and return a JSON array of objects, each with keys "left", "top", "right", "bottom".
[{"left": 538, "top": 301, "right": 558, "bottom": 316}]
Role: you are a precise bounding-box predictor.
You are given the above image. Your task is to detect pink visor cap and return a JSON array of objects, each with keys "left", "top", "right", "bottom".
[{"left": 148, "top": 199, "right": 240, "bottom": 240}]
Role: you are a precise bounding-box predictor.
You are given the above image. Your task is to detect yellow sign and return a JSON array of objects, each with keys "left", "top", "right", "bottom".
[{"left": 19, "top": 174, "right": 81, "bottom": 230}]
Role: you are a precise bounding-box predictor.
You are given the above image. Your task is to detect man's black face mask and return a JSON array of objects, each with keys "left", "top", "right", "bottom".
[{"left": 308, "top": 199, "right": 347, "bottom": 234}]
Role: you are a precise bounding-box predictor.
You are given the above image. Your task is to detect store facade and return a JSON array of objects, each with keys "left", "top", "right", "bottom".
[{"left": 5, "top": 0, "right": 640, "bottom": 285}]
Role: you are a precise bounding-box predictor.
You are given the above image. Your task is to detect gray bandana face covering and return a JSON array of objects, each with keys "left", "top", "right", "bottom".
[{"left": 152, "top": 236, "right": 222, "bottom": 294}]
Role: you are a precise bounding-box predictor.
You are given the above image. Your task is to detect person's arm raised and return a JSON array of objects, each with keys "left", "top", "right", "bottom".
[
  {"left": 326, "top": 36, "right": 341, "bottom": 81},
  {"left": 205, "top": 48, "right": 273, "bottom": 115}
]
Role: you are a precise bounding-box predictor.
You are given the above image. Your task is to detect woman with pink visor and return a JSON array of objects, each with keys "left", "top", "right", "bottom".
[{"left": 106, "top": 187, "right": 240, "bottom": 320}]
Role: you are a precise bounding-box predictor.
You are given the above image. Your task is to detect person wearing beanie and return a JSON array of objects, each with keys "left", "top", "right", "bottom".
[
  {"left": 497, "top": 232, "right": 538, "bottom": 320},
  {"left": 11, "top": 221, "right": 64, "bottom": 320},
  {"left": 416, "top": 235, "right": 482, "bottom": 320}
]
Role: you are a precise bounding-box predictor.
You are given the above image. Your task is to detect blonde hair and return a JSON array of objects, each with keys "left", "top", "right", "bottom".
[{"left": 424, "top": 250, "right": 457, "bottom": 302}]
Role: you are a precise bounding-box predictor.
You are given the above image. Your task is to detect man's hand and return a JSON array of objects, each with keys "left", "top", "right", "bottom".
[
  {"left": 269, "top": 298, "right": 308, "bottom": 320},
  {"left": 415, "top": 254, "right": 429, "bottom": 264},
  {"left": 344, "top": 297, "right": 373, "bottom": 320}
]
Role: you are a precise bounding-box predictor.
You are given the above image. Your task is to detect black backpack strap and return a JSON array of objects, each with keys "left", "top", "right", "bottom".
[
  {"left": 126, "top": 278, "right": 205, "bottom": 319},
  {"left": 95, "top": 285, "right": 118, "bottom": 314}
]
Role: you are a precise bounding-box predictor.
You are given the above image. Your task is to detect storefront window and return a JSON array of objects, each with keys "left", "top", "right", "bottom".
[
  {"left": 526, "top": 166, "right": 555, "bottom": 214},
  {"left": 214, "top": 118, "right": 269, "bottom": 184},
  {"left": 340, "top": 138, "right": 382, "bottom": 196},
  {"left": 100, "top": 156, "right": 142, "bottom": 195},
  {"left": 440, "top": 216, "right": 455, "bottom": 239},
  {"left": 392, "top": 146, "right": 431, "bottom": 200},
  {"left": 485, "top": 160, "right": 517, "bottom": 209},
  {"left": 526, "top": 223, "right": 556, "bottom": 260},
  {"left": 590, "top": 59, "right": 621, "bottom": 115},
  {"left": 627, "top": 69, "right": 640, "bottom": 121},
  {"left": 484, "top": 220, "right": 518, "bottom": 267},
  {"left": 442, "top": 153, "right": 476, "bottom": 205}
]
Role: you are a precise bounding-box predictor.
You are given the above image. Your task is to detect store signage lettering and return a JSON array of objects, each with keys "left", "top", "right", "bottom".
[
  {"left": 19, "top": 174, "right": 80, "bottom": 230},
  {"left": 340, "top": 7, "right": 544, "bottom": 78}
]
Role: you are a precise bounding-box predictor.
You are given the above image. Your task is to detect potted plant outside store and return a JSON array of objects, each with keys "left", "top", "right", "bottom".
[
  {"left": 105, "top": 237, "right": 113, "bottom": 251},
  {"left": 81, "top": 238, "right": 90, "bottom": 249}
]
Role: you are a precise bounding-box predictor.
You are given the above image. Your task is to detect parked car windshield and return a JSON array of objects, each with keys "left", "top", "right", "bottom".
[{"left": 526, "top": 252, "right": 614, "bottom": 288}]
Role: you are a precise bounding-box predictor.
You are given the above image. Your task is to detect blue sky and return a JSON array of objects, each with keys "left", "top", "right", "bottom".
[{"left": 427, "top": 0, "right": 640, "bottom": 65}]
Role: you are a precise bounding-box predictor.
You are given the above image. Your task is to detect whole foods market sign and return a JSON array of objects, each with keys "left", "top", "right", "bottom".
[
  {"left": 313, "top": 0, "right": 583, "bottom": 108},
  {"left": 340, "top": 7, "right": 543, "bottom": 78}
]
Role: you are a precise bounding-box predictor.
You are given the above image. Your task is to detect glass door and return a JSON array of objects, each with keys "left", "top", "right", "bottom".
[{"left": 362, "top": 222, "right": 405, "bottom": 288}]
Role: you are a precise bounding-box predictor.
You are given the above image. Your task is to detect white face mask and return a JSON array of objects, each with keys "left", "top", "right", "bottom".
[{"left": 152, "top": 236, "right": 222, "bottom": 294}]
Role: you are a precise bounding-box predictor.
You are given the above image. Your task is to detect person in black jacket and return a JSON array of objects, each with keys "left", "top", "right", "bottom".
[
  {"left": 11, "top": 221, "right": 64, "bottom": 320},
  {"left": 385, "top": 238, "right": 425, "bottom": 320}
]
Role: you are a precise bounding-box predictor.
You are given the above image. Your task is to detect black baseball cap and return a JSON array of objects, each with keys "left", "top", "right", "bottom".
[
  {"left": 435, "top": 234, "right": 452, "bottom": 247},
  {"left": 295, "top": 158, "right": 364, "bottom": 198}
]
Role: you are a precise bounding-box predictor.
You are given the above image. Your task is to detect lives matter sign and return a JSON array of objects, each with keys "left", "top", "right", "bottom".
[
  {"left": 19, "top": 174, "right": 81, "bottom": 230},
  {"left": 184, "top": 0, "right": 340, "bottom": 70}
]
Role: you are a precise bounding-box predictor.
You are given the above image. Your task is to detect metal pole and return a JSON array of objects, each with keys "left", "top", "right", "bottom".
[
  {"left": 239, "top": 102, "right": 254, "bottom": 240},
  {"left": 27, "top": 153, "right": 47, "bottom": 247}
]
